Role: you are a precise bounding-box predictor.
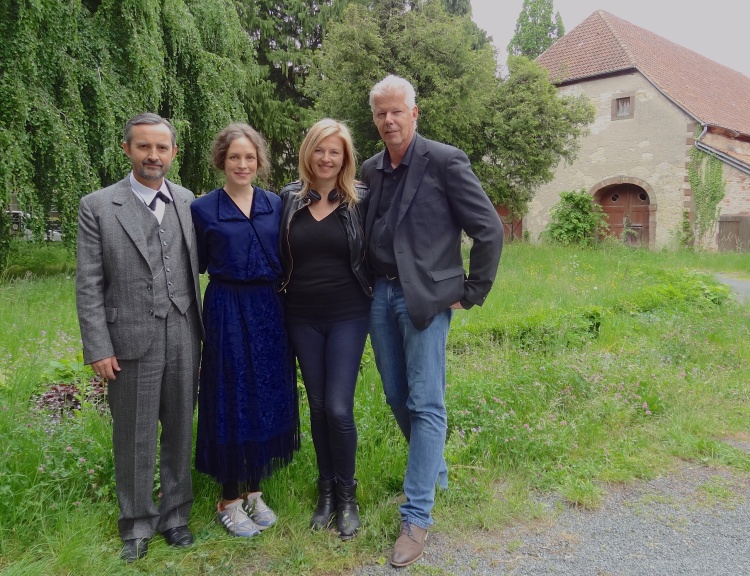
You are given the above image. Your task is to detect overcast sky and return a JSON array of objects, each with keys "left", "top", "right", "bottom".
[{"left": 471, "top": 0, "right": 750, "bottom": 78}]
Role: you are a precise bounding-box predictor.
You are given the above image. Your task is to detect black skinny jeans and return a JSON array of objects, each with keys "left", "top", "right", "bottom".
[{"left": 288, "top": 315, "right": 369, "bottom": 486}]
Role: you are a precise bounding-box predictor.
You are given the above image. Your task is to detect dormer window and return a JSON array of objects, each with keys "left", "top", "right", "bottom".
[{"left": 612, "top": 93, "right": 635, "bottom": 120}]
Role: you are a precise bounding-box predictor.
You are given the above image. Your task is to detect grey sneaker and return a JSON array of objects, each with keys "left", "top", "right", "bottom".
[
  {"left": 216, "top": 500, "right": 261, "bottom": 537},
  {"left": 243, "top": 492, "right": 277, "bottom": 530}
]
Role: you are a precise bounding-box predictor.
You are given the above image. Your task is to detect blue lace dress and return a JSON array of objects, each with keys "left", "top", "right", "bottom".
[{"left": 191, "top": 187, "right": 299, "bottom": 485}]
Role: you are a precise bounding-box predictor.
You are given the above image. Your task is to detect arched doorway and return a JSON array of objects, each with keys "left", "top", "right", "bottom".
[{"left": 594, "top": 183, "right": 652, "bottom": 246}]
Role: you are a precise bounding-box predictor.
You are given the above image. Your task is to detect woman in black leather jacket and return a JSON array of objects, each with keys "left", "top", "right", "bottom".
[{"left": 279, "top": 119, "right": 371, "bottom": 540}]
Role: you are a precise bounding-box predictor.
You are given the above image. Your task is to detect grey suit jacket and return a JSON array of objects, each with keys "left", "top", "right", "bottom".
[
  {"left": 362, "top": 134, "right": 503, "bottom": 330},
  {"left": 76, "top": 176, "right": 203, "bottom": 364}
]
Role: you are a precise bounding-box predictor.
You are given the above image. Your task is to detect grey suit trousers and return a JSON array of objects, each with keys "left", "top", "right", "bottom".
[{"left": 107, "top": 302, "right": 201, "bottom": 540}]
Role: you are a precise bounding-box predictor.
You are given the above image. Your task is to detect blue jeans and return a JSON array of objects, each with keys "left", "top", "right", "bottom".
[{"left": 369, "top": 278, "right": 452, "bottom": 529}]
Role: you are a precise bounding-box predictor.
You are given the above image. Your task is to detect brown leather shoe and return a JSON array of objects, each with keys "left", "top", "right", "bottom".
[{"left": 390, "top": 521, "right": 428, "bottom": 567}]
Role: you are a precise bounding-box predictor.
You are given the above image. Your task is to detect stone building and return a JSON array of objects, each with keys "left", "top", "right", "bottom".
[{"left": 527, "top": 10, "right": 750, "bottom": 250}]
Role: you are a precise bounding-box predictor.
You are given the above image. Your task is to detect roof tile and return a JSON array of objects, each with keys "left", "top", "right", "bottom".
[{"left": 536, "top": 11, "right": 750, "bottom": 137}]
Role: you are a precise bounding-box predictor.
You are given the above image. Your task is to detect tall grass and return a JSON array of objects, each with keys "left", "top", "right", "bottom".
[
  {"left": 1, "top": 241, "right": 75, "bottom": 280},
  {"left": 1, "top": 243, "right": 749, "bottom": 575}
]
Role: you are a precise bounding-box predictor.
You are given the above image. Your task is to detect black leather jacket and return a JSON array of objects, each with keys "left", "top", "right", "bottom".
[{"left": 278, "top": 181, "right": 372, "bottom": 298}]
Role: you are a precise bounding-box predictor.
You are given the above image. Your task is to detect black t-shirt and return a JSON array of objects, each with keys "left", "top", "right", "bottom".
[
  {"left": 367, "top": 137, "right": 417, "bottom": 278},
  {"left": 285, "top": 207, "right": 370, "bottom": 323}
]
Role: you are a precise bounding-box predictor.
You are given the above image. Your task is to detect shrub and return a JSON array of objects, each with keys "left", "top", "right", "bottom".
[
  {"left": 543, "top": 189, "right": 608, "bottom": 246},
  {"left": 1, "top": 240, "right": 75, "bottom": 279},
  {"left": 33, "top": 356, "right": 107, "bottom": 424}
]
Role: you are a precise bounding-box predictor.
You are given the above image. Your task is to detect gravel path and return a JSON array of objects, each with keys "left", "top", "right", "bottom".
[
  {"left": 716, "top": 274, "right": 750, "bottom": 304},
  {"left": 351, "top": 464, "right": 750, "bottom": 575},
  {"left": 351, "top": 274, "right": 750, "bottom": 576}
]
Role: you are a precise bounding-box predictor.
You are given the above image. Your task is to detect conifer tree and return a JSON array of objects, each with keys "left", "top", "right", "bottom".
[
  {"left": 234, "top": 0, "right": 350, "bottom": 188},
  {"left": 507, "top": 0, "right": 564, "bottom": 59},
  {"left": 440, "top": 0, "right": 471, "bottom": 16}
]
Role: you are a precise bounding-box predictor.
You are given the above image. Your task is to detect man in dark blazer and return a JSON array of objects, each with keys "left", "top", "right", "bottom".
[
  {"left": 76, "top": 113, "right": 203, "bottom": 562},
  {"left": 361, "top": 75, "right": 503, "bottom": 567}
]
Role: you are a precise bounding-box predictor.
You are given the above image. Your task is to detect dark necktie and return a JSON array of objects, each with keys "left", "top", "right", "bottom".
[{"left": 148, "top": 191, "right": 171, "bottom": 211}]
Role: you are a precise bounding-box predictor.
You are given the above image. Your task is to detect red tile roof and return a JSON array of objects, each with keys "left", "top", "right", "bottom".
[{"left": 536, "top": 10, "right": 750, "bottom": 138}]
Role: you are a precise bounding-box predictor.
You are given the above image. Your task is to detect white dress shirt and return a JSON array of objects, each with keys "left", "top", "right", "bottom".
[{"left": 129, "top": 172, "right": 173, "bottom": 224}]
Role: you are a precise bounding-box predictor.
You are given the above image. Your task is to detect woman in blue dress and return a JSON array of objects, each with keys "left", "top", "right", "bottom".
[{"left": 191, "top": 123, "right": 299, "bottom": 537}]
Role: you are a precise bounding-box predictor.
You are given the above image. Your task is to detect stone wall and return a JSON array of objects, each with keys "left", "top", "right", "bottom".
[
  {"left": 703, "top": 131, "right": 750, "bottom": 217},
  {"left": 721, "top": 166, "right": 750, "bottom": 216},
  {"left": 524, "top": 72, "right": 694, "bottom": 249}
]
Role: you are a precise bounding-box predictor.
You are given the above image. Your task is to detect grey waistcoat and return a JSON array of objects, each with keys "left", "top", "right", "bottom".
[{"left": 134, "top": 200, "right": 195, "bottom": 318}]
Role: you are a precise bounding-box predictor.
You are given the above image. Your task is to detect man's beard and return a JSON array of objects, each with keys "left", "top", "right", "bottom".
[{"left": 137, "top": 163, "right": 166, "bottom": 181}]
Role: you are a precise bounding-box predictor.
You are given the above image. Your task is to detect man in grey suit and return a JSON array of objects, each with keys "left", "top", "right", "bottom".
[
  {"left": 76, "top": 113, "right": 202, "bottom": 562},
  {"left": 362, "top": 75, "right": 503, "bottom": 567}
]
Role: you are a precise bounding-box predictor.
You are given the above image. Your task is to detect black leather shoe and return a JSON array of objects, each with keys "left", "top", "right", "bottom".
[
  {"left": 335, "top": 480, "right": 360, "bottom": 540},
  {"left": 162, "top": 525, "right": 194, "bottom": 547},
  {"left": 120, "top": 538, "right": 149, "bottom": 562},
  {"left": 310, "top": 478, "right": 336, "bottom": 530}
]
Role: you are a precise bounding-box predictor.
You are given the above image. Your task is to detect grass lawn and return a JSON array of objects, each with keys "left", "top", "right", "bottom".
[{"left": 0, "top": 242, "right": 749, "bottom": 575}]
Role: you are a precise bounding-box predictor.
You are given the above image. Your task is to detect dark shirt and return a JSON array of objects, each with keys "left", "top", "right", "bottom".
[
  {"left": 368, "top": 137, "right": 417, "bottom": 278},
  {"left": 285, "top": 207, "right": 371, "bottom": 323}
]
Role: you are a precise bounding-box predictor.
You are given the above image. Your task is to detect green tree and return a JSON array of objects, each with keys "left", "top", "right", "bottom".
[
  {"left": 0, "top": 0, "right": 262, "bottom": 266},
  {"left": 304, "top": 4, "right": 385, "bottom": 160},
  {"left": 307, "top": 3, "right": 592, "bottom": 222},
  {"left": 0, "top": 0, "right": 100, "bottom": 260},
  {"left": 554, "top": 11, "right": 565, "bottom": 39},
  {"left": 234, "top": 0, "right": 350, "bottom": 188},
  {"left": 475, "top": 56, "right": 595, "bottom": 220},
  {"left": 306, "top": 0, "right": 497, "bottom": 162},
  {"left": 440, "top": 0, "right": 471, "bottom": 16},
  {"left": 507, "top": 0, "right": 564, "bottom": 59}
]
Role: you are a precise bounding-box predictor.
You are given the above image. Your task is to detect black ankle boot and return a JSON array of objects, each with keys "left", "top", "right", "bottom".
[
  {"left": 310, "top": 478, "right": 336, "bottom": 529},
  {"left": 335, "top": 480, "right": 360, "bottom": 540}
]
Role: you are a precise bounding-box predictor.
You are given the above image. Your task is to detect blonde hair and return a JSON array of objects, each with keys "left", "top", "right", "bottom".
[
  {"left": 211, "top": 123, "right": 270, "bottom": 181},
  {"left": 298, "top": 119, "right": 359, "bottom": 206}
]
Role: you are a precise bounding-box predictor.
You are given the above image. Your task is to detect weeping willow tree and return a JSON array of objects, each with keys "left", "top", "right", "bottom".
[{"left": 0, "top": 0, "right": 263, "bottom": 265}]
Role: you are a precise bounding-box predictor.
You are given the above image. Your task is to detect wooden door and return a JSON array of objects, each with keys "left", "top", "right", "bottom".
[
  {"left": 495, "top": 205, "right": 523, "bottom": 241},
  {"left": 597, "top": 185, "right": 650, "bottom": 246}
]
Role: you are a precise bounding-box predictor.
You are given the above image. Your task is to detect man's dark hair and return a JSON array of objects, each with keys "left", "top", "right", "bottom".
[{"left": 124, "top": 113, "right": 177, "bottom": 146}]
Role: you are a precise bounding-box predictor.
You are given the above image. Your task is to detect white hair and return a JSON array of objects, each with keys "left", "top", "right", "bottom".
[{"left": 369, "top": 75, "right": 416, "bottom": 112}]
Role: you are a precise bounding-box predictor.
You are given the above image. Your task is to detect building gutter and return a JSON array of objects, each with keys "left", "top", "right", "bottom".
[{"left": 695, "top": 123, "right": 708, "bottom": 143}]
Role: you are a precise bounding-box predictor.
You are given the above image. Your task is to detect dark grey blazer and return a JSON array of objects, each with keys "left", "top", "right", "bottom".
[
  {"left": 362, "top": 133, "right": 503, "bottom": 330},
  {"left": 76, "top": 177, "right": 203, "bottom": 364}
]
